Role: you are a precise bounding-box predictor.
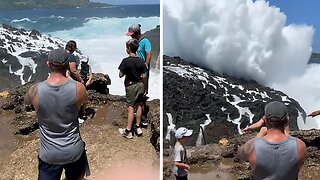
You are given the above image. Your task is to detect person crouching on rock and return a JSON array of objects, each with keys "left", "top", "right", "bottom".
[
  {"left": 238, "top": 101, "right": 307, "bottom": 180},
  {"left": 118, "top": 39, "right": 147, "bottom": 139},
  {"left": 78, "top": 55, "right": 93, "bottom": 120},
  {"left": 173, "top": 127, "right": 193, "bottom": 180},
  {"left": 24, "top": 49, "right": 89, "bottom": 180},
  {"left": 79, "top": 55, "right": 93, "bottom": 88}
]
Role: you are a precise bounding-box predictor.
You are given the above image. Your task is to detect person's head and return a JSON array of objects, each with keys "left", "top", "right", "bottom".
[
  {"left": 47, "top": 49, "right": 70, "bottom": 73},
  {"left": 65, "top": 40, "right": 77, "bottom": 53},
  {"left": 126, "top": 24, "right": 141, "bottom": 39},
  {"left": 264, "top": 101, "right": 289, "bottom": 130},
  {"left": 126, "top": 39, "right": 139, "bottom": 55},
  {"left": 80, "top": 55, "right": 89, "bottom": 64},
  {"left": 175, "top": 127, "right": 193, "bottom": 144}
]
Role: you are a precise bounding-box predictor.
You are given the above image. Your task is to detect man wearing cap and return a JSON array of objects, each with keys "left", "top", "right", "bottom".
[
  {"left": 126, "top": 24, "right": 151, "bottom": 126},
  {"left": 173, "top": 127, "right": 193, "bottom": 180},
  {"left": 65, "top": 40, "right": 84, "bottom": 84},
  {"left": 25, "top": 49, "right": 89, "bottom": 179},
  {"left": 238, "top": 101, "right": 307, "bottom": 180}
]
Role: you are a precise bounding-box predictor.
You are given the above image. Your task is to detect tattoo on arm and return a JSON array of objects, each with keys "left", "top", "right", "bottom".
[{"left": 239, "top": 138, "right": 255, "bottom": 161}]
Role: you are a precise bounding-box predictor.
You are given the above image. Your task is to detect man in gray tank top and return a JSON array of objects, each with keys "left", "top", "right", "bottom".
[
  {"left": 25, "top": 49, "right": 89, "bottom": 180},
  {"left": 238, "top": 101, "right": 307, "bottom": 180}
]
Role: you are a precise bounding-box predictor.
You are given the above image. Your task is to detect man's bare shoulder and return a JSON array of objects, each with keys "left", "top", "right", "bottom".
[{"left": 238, "top": 138, "right": 256, "bottom": 161}]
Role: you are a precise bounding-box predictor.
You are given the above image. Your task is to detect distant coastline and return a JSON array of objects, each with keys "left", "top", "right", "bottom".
[{"left": 0, "top": 0, "right": 111, "bottom": 10}]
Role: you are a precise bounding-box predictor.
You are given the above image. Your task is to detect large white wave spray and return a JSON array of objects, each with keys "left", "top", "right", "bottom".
[
  {"left": 50, "top": 16, "right": 160, "bottom": 99},
  {"left": 164, "top": 0, "right": 320, "bottom": 129}
]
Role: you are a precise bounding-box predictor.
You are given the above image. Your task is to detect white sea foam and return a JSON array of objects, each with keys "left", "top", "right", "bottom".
[
  {"left": 51, "top": 16, "right": 160, "bottom": 99},
  {"left": 164, "top": 0, "right": 319, "bottom": 129},
  {"left": 11, "top": 18, "right": 36, "bottom": 23}
]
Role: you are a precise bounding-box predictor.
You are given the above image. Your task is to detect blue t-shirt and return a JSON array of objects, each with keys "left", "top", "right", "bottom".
[{"left": 136, "top": 37, "right": 151, "bottom": 62}]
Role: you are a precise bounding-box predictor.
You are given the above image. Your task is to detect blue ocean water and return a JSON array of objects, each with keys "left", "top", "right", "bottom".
[
  {"left": 0, "top": 5, "right": 160, "bottom": 32},
  {"left": 0, "top": 5, "right": 160, "bottom": 99}
]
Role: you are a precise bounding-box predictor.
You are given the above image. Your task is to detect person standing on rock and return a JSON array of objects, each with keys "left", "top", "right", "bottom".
[
  {"left": 126, "top": 24, "right": 151, "bottom": 127},
  {"left": 173, "top": 127, "right": 193, "bottom": 180},
  {"left": 25, "top": 49, "right": 89, "bottom": 180},
  {"left": 118, "top": 39, "right": 147, "bottom": 139},
  {"left": 238, "top": 101, "right": 307, "bottom": 180},
  {"left": 65, "top": 40, "right": 84, "bottom": 84}
]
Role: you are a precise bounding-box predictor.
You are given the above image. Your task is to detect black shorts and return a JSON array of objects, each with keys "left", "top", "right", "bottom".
[
  {"left": 38, "top": 150, "right": 89, "bottom": 180},
  {"left": 175, "top": 175, "right": 188, "bottom": 180}
]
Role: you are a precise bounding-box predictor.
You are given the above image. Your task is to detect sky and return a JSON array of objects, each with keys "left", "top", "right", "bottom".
[
  {"left": 91, "top": 0, "right": 159, "bottom": 5},
  {"left": 267, "top": 0, "right": 320, "bottom": 52}
]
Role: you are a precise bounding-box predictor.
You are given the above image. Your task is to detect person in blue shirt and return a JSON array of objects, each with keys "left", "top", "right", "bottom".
[
  {"left": 126, "top": 24, "right": 152, "bottom": 127},
  {"left": 126, "top": 24, "right": 152, "bottom": 94}
]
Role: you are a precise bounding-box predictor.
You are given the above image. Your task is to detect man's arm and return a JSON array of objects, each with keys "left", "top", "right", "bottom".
[
  {"left": 142, "top": 73, "right": 147, "bottom": 94},
  {"left": 86, "top": 67, "right": 93, "bottom": 87},
  {"left": 69, "top": 62, "right": 83, "bottom": 83},
  {"left": 119, "top": 71, "right": 125, "bottom": 78},
  {"left": 238, "top": 138, "right": 255, "bottom": 162},
  {"left": 297, "top": 139, "right": 307, "bottom": 170},
  {"left": 24, "top": 84, "right": 38, "bottom": 111},
  {"left": 144, "top": 39, "right": 152, "bottom": 67},
  {"left": 145, "top": 52, "right": 151, "bottom": 67},
  {"left": 76, "top": 82, "right": 88, "bottom": 110},
  {"left": 242, "top": 117, "right": 266, "bottom": 133},
  {"left": 308, "top": 110, "right": 320, "bottom": 117},
  {"left": 174, "top": 162, "right": 190, "bottom": 170}
]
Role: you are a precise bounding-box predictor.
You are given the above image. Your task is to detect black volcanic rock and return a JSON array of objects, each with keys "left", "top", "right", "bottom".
[
  {"left": 163, "top": 56, "right": 306, "bottom": 146},
  {"left": 0, "top": 24, "right": 65, "bottom": 89}
]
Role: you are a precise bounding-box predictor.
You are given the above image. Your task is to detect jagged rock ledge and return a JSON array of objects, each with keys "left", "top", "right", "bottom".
[{"left": 0, "top": 74, "right": 160, "bottom": 152}]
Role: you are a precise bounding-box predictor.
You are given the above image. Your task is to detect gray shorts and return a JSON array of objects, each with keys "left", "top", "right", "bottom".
[{"left": 125, "top": 82, "right": 144, "bottom": 107}]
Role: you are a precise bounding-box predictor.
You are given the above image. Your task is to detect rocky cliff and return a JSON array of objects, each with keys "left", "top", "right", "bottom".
[
  {"left": 0, "top": 24, "right": 65, "bottom": 89},
  {"left": 163, "top": 56, "right": 306, "bottom": 146}
]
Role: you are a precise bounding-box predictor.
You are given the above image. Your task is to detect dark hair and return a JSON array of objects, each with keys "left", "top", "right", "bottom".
[
  {"left": 126, "top": 39, "right": 139, "bottom": 53},
  {"left": 49, "top": 61, "right": 69, "bottom": 72},
  {"left": 65, "top": 40, "right": 77, "bottom": 52},
  {"left": 266, "top": 116, "right": 288, "bottom": 129}
]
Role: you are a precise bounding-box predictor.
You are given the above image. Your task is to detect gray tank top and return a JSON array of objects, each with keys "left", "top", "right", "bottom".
[
  {"left": 253, "top": 136, "right": 299, "bottom": 180},
  {"left": 37, "top": 79, "right": 84, "bottom": 165}
]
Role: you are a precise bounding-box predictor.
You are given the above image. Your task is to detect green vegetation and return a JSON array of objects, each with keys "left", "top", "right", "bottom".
[{"left": 0, "top": 0, "right": 111, "bottom": 10}]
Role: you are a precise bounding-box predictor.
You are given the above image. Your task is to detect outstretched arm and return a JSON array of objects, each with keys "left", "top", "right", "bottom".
[
  {"left": 308, "top": 110, "right": 320, "bottom": 117},
  {"left": 243, "top": 116, "right": 266, "bottom": 133}
]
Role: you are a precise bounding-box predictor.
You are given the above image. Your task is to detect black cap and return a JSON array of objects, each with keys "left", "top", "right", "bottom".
[
  {"left": 265, "top": 101, "right": 289, "bottom": 121},
  {"left": 48, "top": 49, "right": 70, "bottom": 64}
]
